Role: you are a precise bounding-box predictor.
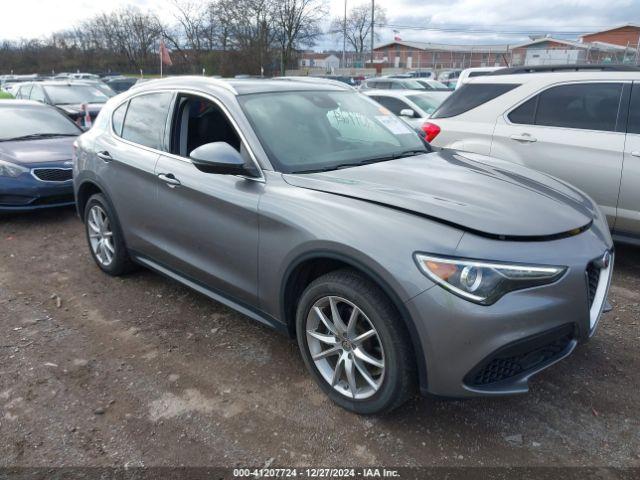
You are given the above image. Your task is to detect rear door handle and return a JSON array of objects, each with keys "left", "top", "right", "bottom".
[
  {"left": 631, "top": 151, "right": 640, "bottom": 158},
  {"left": 96, "top": 151, "right": 113, "bottom": 162},
  {"left": 158, "top": 173, "right": 181, "bottom": 188},
  {"left": 510, "top": 134, "right": 537, "bottom": 143}
]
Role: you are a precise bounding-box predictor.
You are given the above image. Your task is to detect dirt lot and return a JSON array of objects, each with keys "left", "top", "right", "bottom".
[{"left": 0, "top": 207, "right": 639, "bottom": 468}]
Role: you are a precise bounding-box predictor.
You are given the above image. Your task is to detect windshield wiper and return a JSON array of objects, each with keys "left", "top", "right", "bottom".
[
  {"left": 292, "top": 150, "right": 428, "bottom": 174},
  {"left": 1, "top": 133, "right": 77, "bottom": 141}
]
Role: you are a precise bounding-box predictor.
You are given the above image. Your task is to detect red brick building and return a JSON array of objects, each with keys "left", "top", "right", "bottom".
[
  {"left": 581, "top": 24, "right": 640, "bottom": 48},
  {"left": 372, "top": 41, "right": 511, "bottom": 70}
]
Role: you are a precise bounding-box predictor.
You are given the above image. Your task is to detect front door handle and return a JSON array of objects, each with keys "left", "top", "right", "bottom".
[
  {"left": 158, "top": 173, "right": 181, "bottom": 188},
  {"left": 97, "top": 151, "right": 113, "bottom": 162},
  {"left": 510, "top": 134, "right": 537, "bottom": 143},
  {"left": 631, "top": 151, "right": 640, "bottom": 158}
]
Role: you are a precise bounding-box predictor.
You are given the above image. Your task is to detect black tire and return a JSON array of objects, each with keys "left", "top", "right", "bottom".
[
  {"left": 296, "top": 269, "right": 416, "bottom": 414},
  {"left": 83, "top": 193, "right": 135, "bottom": 276}
]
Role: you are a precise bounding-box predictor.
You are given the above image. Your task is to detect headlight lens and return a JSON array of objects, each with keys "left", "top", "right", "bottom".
[
  {"left": 0, "top": 159, "right": 29, "bottom": 177},
  {"left": 415, "top": 253, "right": 566, "bottom": 305}
]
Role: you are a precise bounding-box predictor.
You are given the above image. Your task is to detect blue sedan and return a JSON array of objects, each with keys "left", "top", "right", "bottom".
[{"left": 0, "top": 100, "right": 81, "bottom": 212}]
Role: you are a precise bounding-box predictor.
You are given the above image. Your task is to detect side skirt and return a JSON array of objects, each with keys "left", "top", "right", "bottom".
[{"left": 131, "top": 252, "right": 288, "bottom": 335}]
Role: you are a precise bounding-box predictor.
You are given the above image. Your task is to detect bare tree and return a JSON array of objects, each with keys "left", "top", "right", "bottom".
[
  {"left": 330, "top": 3, "right": 387, "bottom": 58},
  {"left": 274, "top": 0, "right": 328, "bottom": 75}
]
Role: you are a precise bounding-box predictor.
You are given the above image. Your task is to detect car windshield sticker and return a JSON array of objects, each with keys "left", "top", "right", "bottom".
[{"left": 375, "top": 115, "right": 413, "bottom": 135}]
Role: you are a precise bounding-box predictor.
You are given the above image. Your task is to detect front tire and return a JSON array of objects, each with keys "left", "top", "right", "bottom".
[
  {"left": 84, "top": 193, "right": 135, "bottom": 276},
  {"left": 296, "top": 269, "right": 415, "bottom": 414}
]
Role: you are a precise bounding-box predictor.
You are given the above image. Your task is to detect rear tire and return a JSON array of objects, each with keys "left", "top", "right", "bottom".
[
  {"left": 84, "top": 193, "right": 135, "bottom": 276},
  {"left": 296, "top": 269, "right": 415, "bottom": 414}
]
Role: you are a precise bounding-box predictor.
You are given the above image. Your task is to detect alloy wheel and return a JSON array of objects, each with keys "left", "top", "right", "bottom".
[
  {"left": 306, "top": 296, "right": 385, "bottom": 400},
  {"left": 87, "top": 205, "right": 115, "bottom": 266}
]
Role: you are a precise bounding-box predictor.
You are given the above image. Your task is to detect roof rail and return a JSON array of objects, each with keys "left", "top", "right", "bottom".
[{"left": 491, "top": 64, "right": 640, "bottom": 75}]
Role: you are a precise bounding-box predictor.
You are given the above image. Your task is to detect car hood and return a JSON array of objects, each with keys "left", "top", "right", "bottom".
[
  {"left": 282, "top": 150, "right": 596, "bottom": 239},
  {"left": 0, "top": 137, "right": 76, "bottom": 165}
]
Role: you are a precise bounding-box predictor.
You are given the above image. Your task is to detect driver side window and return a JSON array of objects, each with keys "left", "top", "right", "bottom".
[{"left": 170, "top": 94, "right": 245, "bottom": 160}]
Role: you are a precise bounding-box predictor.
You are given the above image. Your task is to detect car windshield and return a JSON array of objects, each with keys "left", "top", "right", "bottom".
[
  {"left": 407, "top": 94, "right": 441, "bottom": 115},
  {"left": 399, "top": 80, "right": 426, "bottom": 90},
  {"left": 420, "top": 80, "right": 450, "bottom": 91},
  {"left": 239, "top": 90, "right": 427, "bottom": 173},
  {"left": 0, "top": 107, "right": 80, "bottom": 141},
  {"left": 44, "top": 84, "right": 110, "bottom": 104}
]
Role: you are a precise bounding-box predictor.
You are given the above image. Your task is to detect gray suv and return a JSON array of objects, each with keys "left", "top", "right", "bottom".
[{"left": 74, "top": 77, "right": 613, "bottom": 414}]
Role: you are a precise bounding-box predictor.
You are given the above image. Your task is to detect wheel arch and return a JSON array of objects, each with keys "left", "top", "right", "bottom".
[
  {"left": 75, "top": 179, "right": 106, "bottom": 220},
  {"left": 280, "top": 250, "right": 428, "bottom": 392}
]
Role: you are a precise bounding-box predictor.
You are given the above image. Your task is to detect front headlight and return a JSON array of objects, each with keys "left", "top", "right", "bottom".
[
  {"left": 415, "top": 253, "right": 566, "bottom": 305},
  {"left": 0, "top": 159, "right": 29, "bottom": 177}
]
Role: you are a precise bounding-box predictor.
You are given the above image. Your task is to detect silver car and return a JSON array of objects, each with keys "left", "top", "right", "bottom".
[
  {"left": 428, "top": 69, "right": 640, "bottom": 243},
  {"left": 74, "top": 77, "right": 613, "bottom": 414}
]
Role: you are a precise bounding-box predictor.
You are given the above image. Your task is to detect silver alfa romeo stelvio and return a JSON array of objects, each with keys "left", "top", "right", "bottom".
[{"left": 73, "top": 77, "right": 613, "bottom": 414}]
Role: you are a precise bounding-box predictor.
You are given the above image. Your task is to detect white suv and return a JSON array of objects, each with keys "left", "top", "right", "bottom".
[{"left": 427, "top": 66, "right": 640, "bottom": 243}]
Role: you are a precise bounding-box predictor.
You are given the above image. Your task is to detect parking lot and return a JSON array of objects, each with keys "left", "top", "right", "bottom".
[{"left": 1, "top": 207, "right": 638, "bottom": 468}]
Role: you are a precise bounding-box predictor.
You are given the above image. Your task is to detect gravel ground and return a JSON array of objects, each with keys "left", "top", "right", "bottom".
[{"left": 0, "top": 207, "right": 639, "bottom": 468}]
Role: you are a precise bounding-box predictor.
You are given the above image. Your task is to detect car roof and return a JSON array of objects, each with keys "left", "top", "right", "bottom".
[
  {"left": 467, "top": 70, "right": 640, "bottom": 84},
  {"left": 20, "top": 81, "right": 94, "bottom": 87},
  {"left": 0, "top": 99, "right": 51, "bottom": 108},
  {"left": 131, "top": 76, "right": 352, "bottom": 95}
]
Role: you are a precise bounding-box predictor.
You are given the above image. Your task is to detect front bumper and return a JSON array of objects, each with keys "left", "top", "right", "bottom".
[
  {"left": 405, "top": 224, "right": 613, "bottom": 398},
  {"left": 0, "top": 172, "right": 74, "bottom": 212}
]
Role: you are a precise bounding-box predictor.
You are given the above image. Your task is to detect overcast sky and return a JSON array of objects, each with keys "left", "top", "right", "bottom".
[{"left": 1, "top": 0, "right": 639, "bottom": 47}]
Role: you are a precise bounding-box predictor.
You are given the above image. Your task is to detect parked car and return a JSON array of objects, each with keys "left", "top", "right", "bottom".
[
  {"left": 427, "top": 64, "right": 640, "bottom": 243},
  {"left": 14, "top": 81, "right": 110, "bottom": 127},
  {"left": 359, "top": 77, "right": 427, "bottom": 91},
  {"left": 74, "top": 77, "right": 613, "bottom": 414},
  {"left": 407, "top": 70, "right": 436, "bottom": 79},
  {"left": 70, "top": 79, "right": 117, "bottom": 98},
  {"left": 69, "top": 73, "right": 101, "bottom": 81},
  {"left": 364, "top": 89, "right": 444, "bottom": 130},
  {"left": 412, "top": 80, "right": 452, "bottom": 104},
  {"left": 437, "top": 69, "right": 462, "bottom": 88},
  {"left": 102, "top": 76, "right": 139, "bottom": 94},
  {"left": 0, "top": 100, "right": 81, "bottom": 212},
  {"left": 455, "top": 67, "right": 505, "bottom": 89}
]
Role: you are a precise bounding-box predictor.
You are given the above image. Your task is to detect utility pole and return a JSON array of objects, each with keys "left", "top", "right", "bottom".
[
  {"left": 370, "top": 0, "right": 375, "bottom": 66},
  {"left": 342, "top": 0, "right": 347, "bottom": 69}
]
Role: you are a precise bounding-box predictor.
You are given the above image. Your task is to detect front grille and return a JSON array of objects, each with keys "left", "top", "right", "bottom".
[
  {"left": 465, "top": 325, "right": 574, "bottom": 387},
  {"left": 32, "top": 168, "right": 73, "bottom": 182},
  {"left": 586, "top": 263, "right": 601, "bottom": 309}
]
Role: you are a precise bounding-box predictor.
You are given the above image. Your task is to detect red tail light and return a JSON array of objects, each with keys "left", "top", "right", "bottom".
[{"left": 421, "top": 122, "right": 441, "bottom": 143}]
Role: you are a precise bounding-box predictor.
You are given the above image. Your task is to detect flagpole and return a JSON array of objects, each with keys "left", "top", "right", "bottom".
[{"left": 160, "top": 39, "right": 163, "bottom": 78}]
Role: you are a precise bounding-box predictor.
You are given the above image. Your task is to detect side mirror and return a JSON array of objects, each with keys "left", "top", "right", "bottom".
[
  {"left": 189, "top": 142, "right": 253, "bottom": 176},
  {"left": 399, "top": 108, "right": 416, "bottom": 118}
]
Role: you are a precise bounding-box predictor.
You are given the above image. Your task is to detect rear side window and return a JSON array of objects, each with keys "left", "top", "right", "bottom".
[
  {"left": 535, "top": 83, "right": 622, "bottom": 132},
  {"left": 431, "top": 83, "right": 519, "bottom": 118},
  {"left": 508, "top": 97, "right": 537, "bottom": 124},
  {"left": 112, "top": 102, "right": 128, "bottom": 136},
  {"left": 628, "top": 83, "right": 640, "bottom": 134},
  {"left": 121, "top": 92, "right": 173, "bottom": 150},
  {"left": 509, "top": 83, "right": 623, "bottom": 132}
]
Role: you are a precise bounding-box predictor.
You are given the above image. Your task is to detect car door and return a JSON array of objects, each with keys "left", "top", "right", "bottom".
[
  {"left": 491, "top": 82, "right": 626, "bottom": 227},
  {"left": 93, "top": 91, "right": 174, "bottom": 253},
  {"left": 152, "top": 92, "right": 263, "bottom": 306},
  {"left": 617, "top": 82, "right": 640, "bottom": 237}
]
